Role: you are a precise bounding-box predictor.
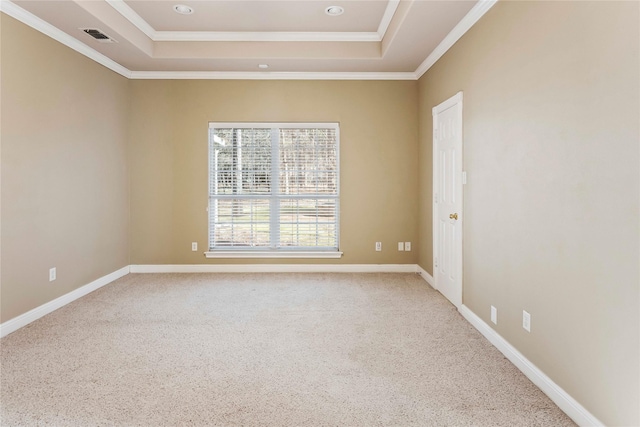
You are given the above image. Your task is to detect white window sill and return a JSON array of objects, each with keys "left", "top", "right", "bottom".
[{"left": 204, "top": 251, "right": 343, "bottom": 259}]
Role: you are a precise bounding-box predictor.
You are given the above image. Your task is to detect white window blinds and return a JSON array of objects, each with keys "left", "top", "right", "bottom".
[{"left": 208, "top": 123, "right": 339, "bottom": 252}]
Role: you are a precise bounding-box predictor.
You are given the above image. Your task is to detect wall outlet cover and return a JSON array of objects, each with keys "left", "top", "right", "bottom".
[{"left": 523, "top": 310, "right": 531, "bottom": 332}]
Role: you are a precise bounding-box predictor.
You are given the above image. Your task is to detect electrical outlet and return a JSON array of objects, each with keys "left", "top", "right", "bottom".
[
  {"left": 490, "top": 305, "right": 497, "bottom": 324},
  {"left": 398, "top": 242, "right": 404, "bottom": 251},
  {"left": 49, "top": 267, "right": 56, "bottom": 282},
  {"left": 375, "top": 242, "right": 382, "bottom": 252},
  {"left": 191, "top": 242, "right": 198, "bottom": 251},
  {"left": 404, "top": 242, "right": 411, "bottom": 251},
  {"left": 523, "top": 310, "right": 531, "bottom": 332}
]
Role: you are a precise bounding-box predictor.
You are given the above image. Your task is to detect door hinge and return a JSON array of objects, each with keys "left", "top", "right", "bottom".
[{"left": 435, "top": 257, "right": 438, "bottom": 268}]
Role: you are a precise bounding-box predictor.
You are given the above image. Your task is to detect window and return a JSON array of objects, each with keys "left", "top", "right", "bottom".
[{"left": 206, "top": 123, "right": 340, "bottom": 258}]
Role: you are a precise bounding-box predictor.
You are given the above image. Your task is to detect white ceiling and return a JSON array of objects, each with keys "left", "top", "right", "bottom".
[
  {"left": 125, "top": 1, "right": 390, "bottom": 33},
  {"left": 1, "top": 0, "right": 497, "bottom": 79}
]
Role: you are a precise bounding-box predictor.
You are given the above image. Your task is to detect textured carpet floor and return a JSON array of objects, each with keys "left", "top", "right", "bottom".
[{"left": 1, "top": 273, "right": 575, "bottom": 426}]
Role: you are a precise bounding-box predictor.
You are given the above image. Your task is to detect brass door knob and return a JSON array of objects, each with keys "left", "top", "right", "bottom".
[{"left": 449, "top": 213, "right": 458, "bottom": 220}]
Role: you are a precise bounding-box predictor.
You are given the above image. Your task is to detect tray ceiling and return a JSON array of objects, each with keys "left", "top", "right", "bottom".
[{"left": 1, "top": 0, "right": 496, "bottom": 79}]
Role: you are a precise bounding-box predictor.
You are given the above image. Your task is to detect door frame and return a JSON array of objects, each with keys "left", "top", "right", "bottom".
[{"left": 432, "top": 91, "right": 463, "bottom": 308}]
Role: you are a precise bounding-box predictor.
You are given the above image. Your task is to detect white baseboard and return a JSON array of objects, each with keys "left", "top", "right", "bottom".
[
  {"left": 0, "top": 265, "right": 130, "bottom": 338},
  {"left": 0, "top": 262, "right": 604, "bottom": 426},
  {"left": 416, "top": 270, "right": 599, "bottom": 425},
  {"left": 1, "top": 264, "right": 419, "bottom": 337},
  {"left": 130, "top": 264, "right": 419, "bottom": 274},
  {"left": 459, "top": 305, "right": 603, "bottom": 427},
  {"left": 416, "top": 265, "right": 435, "bottom": 288}
]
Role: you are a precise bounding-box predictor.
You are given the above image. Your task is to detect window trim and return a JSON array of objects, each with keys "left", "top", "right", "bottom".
[
  {"left": 204, "top": 250, "right": 343, "bottom": 259},
  {"left": 206, "top": 122, "right": 341, "bottom": 259}
]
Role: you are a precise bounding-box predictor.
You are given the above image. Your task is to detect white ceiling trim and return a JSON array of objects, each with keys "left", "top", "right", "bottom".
[
  {"left": 105, "top": 0, "right": 155, "bottom": 39},
  {"left": 414, "top": 0, "right": 498, "bottom": 78},
  {"left": 129, "top": 71, "right": 417, "bottom": 80},
  {"left": 1, "top": 0, "right": 497, "bottom": 81},
  {"left": 1, "top": 0, "right": 406, "bottom": 80},
  {"left": 152, "top": 31, "right": 380, "bottom": 43},
  {"left": 376, "top": 0, "right": 400, "bottom": 39},
  {"left": 106, "top": 0, "right": 387, "bottom": 43},
  {"left": 0, "top": 0, "right": 132, "bottom": 78}
]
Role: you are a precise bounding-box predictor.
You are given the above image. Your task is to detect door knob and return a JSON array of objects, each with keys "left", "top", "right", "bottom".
[{"left": 449, "top": 213, "right": 458, "bottom": 220}]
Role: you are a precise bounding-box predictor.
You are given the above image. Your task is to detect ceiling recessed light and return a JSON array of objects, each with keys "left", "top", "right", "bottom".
[
  {"left": 173, "top": 4, "right": 193, "bottom": 15},
  {"left": 325, "top": 6, "right": 344, "bottom": 16},
  {"left": 258, "top": 64, "right": 269, "bottom": 69}
]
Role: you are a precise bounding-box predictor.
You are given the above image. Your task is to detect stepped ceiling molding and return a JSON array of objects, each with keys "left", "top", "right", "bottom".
[{"left": 1, "top": 0, "right": 497, "bottom": 79}]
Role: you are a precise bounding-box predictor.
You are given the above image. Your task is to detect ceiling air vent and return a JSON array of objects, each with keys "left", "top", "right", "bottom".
[{"left": 81, "top": 28, "right": 117, "bottom": 43}]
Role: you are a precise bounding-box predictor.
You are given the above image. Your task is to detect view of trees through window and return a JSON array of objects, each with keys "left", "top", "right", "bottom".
[{"left": 208, "top": 124, "right": 339, "bottom": 250}]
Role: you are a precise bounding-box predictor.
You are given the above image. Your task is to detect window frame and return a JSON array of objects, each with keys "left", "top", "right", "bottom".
[{"left": 205, "top": 122, "right": 342, "bottom": 259}]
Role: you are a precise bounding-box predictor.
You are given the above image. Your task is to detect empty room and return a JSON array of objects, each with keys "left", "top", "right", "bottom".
[{"left": 1, "top": 0, "right": 638, "bottom": 426}]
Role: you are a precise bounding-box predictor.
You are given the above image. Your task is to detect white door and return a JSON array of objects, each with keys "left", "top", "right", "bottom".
[{"left": 432, "top": 92, "right": 463, "bottom": 307}]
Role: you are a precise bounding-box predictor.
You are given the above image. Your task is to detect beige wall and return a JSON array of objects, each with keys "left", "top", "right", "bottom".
[
  {"left": 129, "top": 80, "right": 419, "bottom": 265},
  {"left": 2, "top": 2, "right": 639, "bottom": 425},
  {"left": 417, "top": 2, "right": 639, "bottom": 425},
  {"left": 0, "top": 15, "right": 130, "bottom": 323}
]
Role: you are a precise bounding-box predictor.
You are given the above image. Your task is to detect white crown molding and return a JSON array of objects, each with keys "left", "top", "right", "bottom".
[
  {"left": 0, "top": 0, "right": 132, "bottom": 78},
  {"left": 105, "top": 0, "right": 155, "bottom": 39},
  {"left": 376, "top": 0, "right": 400, "bottom": 39},
  {"left": 106, "top": 0, "right": 382, "bottom": 43},
  {"left": 0, "top": 0, "right": 413, "bottom": 81},
  {"left": 0, "top": 266, "right": 130, "bottom": 338},
  {"left": 129, "top": 264, "right": 420, "bottom": 273},
  {"left": 2, "top": 0, "right": 493, "bottom": 81},
  {"left": 459, "top": 305, "right": 604, "bottom": 427},
  {"left": 414, "top": 0, "right": 498, "bottom": 78},
  {"left": 153, "top": 31, "right": 380, "bottom": 43},
  {"left": 129, "top": 71, "right": 418, "bottom": 80}
]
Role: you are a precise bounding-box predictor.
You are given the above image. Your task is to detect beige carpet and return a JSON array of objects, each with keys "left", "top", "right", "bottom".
[{"left": 1, "top": 273, "right": 575, "bottom": 426}]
